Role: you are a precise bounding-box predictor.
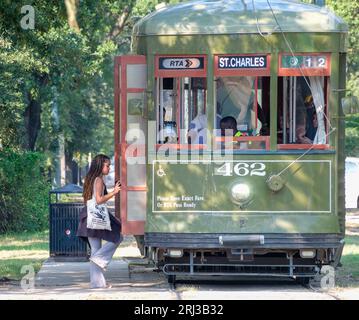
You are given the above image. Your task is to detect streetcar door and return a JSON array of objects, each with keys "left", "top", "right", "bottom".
[{"left": 114, "top": 56, "right": 147, "bottom": 235}]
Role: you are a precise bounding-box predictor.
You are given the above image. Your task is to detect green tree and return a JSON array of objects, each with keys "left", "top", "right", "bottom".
[
  {"left": 325, "top": 0, "right": 359, "bottom": 98},
  {"left": 325, "top": 0, "right": 359, "bottom": 157},
  {"left": 0, "top": 0, "right": 144, "bottom": 230},
  {"left": 1, "top": 0, "right": 179, "bottom": 183}
]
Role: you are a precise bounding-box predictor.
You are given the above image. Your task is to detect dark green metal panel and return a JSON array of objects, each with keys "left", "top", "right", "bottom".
[
  {"left": 145, "top": 213, "right": 339, "bottom": 233},
  {"left": 152, "top": 160, "right": 332, "bottom": 213},
  {"left": 146, "top": 154, "right": 339, "bottom": 234}
]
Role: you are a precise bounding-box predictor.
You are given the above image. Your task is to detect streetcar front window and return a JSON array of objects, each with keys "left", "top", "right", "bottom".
[
  {"left": 216, "top": 76, "right": 269, "bottom": 136},
  {"left": 214, "top": 76, "right": 270, "bottom": 150},
  {"left": 277, "top": 76, "right": 328, "bottom": 147}
]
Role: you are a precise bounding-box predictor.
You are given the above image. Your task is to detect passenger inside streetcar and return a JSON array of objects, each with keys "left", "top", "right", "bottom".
[{"left": 216, "top": 76, "right": 269, "bottom": 137}]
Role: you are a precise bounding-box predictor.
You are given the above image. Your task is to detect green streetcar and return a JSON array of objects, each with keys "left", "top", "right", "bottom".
[{"left": 114, "top": 0, "right": 352, "bottom": 284}]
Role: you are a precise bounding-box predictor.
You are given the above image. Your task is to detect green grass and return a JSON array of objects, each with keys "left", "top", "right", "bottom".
[
  {"left": 336, "top": 234, "right": 359, "bottom": 287},
  {"left": 0, "top": 230, "right": 49, "bottom": 281}
]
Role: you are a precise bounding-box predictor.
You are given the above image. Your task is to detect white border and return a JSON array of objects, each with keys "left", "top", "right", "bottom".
[{"left": 152, "top": 159, "right": 332, "bottom": 213}]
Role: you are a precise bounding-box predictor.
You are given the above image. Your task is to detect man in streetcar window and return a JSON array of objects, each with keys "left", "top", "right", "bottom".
[
  {"left": 216, "top": 76, "right": 268, "bottom": 136},
  {"left": 296, "top": 105, "right": 311, "bottom": 144},
  {"left": 217, "top": 77, "right": 252, "bottom": 131},
  {"left": 219, "top": 116, "right": 247, "bottom": 149},
  {"left": 296, "top": 92, "right": 317, "bottom": 144},
  {"left": 220, "top": 116, "right": 243, "bottom": 137},
  {"left": 304, "top": 95, "right": 318, "bottom": 142}
]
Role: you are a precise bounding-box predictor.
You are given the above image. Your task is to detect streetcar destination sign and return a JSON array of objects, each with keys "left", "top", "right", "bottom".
[
  {"left": 159, "top": 57, "right": 204, "bottom": 70},
  {"left": 218, "top": 55, "right": 267, "bottom": 69}
]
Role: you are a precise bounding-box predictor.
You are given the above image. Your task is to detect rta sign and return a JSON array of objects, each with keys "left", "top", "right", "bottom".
[{"left": 20, "top": 5, "right": 35, "bottom": 30}]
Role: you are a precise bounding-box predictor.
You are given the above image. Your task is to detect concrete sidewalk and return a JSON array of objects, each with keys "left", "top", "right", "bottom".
[{"left": 0, "top": 257, "right": 174, "bottom": 300}]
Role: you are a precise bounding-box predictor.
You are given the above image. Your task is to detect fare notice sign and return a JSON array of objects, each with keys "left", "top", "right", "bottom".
[{"left": 214, "top": 54, "right": 270, "bottom": 76}]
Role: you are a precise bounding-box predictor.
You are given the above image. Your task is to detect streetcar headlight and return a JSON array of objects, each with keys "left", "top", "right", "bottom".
[
  {"left": 167, "top": 249, "right": 183, "bottom": 258},
  {"left": 300, "top": 249, "right": 316, "bottom": 259},
  {"left": 231, "top": 183, "right": 251, "bottom": 202}
]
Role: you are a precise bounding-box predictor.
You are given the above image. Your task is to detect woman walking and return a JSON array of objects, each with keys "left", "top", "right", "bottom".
[{"left": 77, "top": 154, "right": 122, "bottom": 289}]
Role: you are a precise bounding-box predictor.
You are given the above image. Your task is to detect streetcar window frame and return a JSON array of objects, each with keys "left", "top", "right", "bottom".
[
  {"left": 213, "top": 75, "right": 271, "bottom": 151},
  {"left": 213, "top": 54, "right": 271, "bottom": 151},
  {"left": 155, "top": 76, "right": 208, "bottom": 148},
  {"left": 277, "top": 52, "right": 331, "bottom": 150},
  {"left": 215, "top": 76, "right": 270, "bottom": 135},
  {"left": 277, "top": 75, "right": 330, "bottom": 150},
  {"left": 154, "top": 54, "right": 208, "bottom": 150}
]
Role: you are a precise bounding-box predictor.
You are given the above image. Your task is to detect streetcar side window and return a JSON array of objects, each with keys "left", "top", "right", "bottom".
[
  {"left": 277, "top": 76, "right": 328, "bottom": 146},
  {"left": 156, "top": 77, "right": 207, "bottom": 145}
]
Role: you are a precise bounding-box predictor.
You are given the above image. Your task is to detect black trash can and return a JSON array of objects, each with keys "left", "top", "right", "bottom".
[{"left": 49, "top": 184, "right": 89, "bottom": 261}]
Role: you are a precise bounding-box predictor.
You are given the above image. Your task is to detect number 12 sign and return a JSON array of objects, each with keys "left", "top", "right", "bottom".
[{"left": 279, "top": 53, "right": 331, "bottom": 76}]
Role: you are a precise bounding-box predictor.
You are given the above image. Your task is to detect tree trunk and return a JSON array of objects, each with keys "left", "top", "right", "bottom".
[
  {"left": 24, "top": 92, "right": 41, "bottom": 151},
  {"left": 71, "top": 160, "right": 79, "bottom": 185},
  {"left": 23, "top": 73, "right": 48, "bottom": 151},
  {"left": 64, "top": 0, "right": 80, "bottom": 32},
  {"left": 65, "top": 149, "right": 79, "bottom": 185},
  {"left": 59, "top": 133, "right": 66, "bottom": 186},
  {"left": 106, "top": 2, "right": 135, "bottom": 41}
]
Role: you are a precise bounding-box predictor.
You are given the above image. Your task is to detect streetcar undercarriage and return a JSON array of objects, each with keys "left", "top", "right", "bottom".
[{"left": 144, "top": 233, "right": 344, "bottom": 282}]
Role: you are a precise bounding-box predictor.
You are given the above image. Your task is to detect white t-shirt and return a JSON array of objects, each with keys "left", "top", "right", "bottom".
[{"left": 187, "top": 113, "right": 207, "bottom": 144}]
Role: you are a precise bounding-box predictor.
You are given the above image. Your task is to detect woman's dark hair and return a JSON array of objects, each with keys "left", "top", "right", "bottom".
[{"left": 83, "top": 154, "right": 110, "bottom": 202}]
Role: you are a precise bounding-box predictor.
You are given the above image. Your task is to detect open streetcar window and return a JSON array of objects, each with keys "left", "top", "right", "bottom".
[
  {"left": 216, "top": 76, "right": 270, "bottom": 135},
  {"left": 156, "top": 76, "right": 207, "bottom": 146},
  {"left": 213, "top": 54, "right": 271, "bottom": 151},
  {"left": 157, "top": 77, "right": 177, "bottom": 144},
  {"left": 277, "top": 75, "right": 328, "bottom": 148},
  {"left": 277, "top": 53, "right": 330, "bottom": 149},
  {"left": 215, "top": 76, "right": 270, "bottom": 150}
]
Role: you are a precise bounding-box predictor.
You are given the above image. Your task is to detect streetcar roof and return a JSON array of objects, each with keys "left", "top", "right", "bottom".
[{"left": 133, "top": 0, "right": 348, "bottom": 36}]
